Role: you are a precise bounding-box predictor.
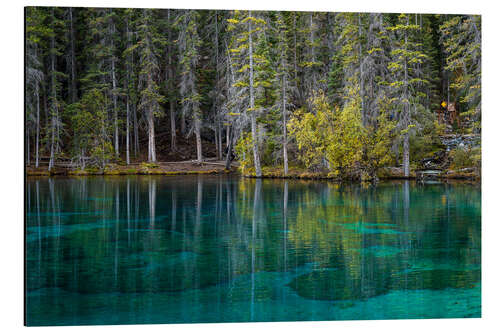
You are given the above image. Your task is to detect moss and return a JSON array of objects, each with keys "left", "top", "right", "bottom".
[
  {"left": 140, "top": 162, "right": 160, "bottom": 169},
  {"left": 103, "top": 169, "right": 123, "bottom": 175},
  {"left": 26, "top": 169, "right": 50, "bottom": 176},
  {"left": 68, "top": 169, "right": 90, "bottom": 176},
  {"left": 85, "top": 167, "right": 100, "bottom": 174}
]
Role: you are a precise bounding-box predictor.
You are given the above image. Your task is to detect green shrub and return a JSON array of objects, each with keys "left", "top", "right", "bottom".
[{"left": 449, "top": 146, "right": 481, "bottom": 170}]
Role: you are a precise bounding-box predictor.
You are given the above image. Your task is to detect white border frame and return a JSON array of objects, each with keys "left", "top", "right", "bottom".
[{"left": 2, "top": 1, "right": 499, "bottom": 332}]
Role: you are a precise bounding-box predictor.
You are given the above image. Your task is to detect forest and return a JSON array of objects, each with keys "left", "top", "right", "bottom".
[{"left": 25, "top": 7, "right": 481, "bottom": 180}]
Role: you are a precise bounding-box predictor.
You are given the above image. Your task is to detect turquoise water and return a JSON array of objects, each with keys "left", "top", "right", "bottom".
[{"left": 25, "top": 176, "right": 481, "bottom": 326}]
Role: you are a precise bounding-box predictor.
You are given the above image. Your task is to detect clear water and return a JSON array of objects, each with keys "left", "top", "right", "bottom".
[{"left": 25, "top": 175, "right": 481, "bottom": 326}]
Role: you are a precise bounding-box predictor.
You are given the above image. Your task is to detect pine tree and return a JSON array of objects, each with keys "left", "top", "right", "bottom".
[
  {"left": 440, "top": 15, "right": 481, "bottom": 133},
  {"left": 387, "top": 14, "right": 428, "bottom": 177},
  {"left": 46, "top": 7, "right": 66, "bottom": 171},
  {"left": 178, "top": 9, "right": 203, "bottom": 163},
  {"left": 228, "top": 10, "right": 269, "bottom": 176},
  {"left": 136, "top": 8, "right": 164, "bottom": 162},
  {"left": 26, "top": 7, "right": 48, "bottom": 168},
  {"left": 69, "top": 89, "right": 113, "bottom": 169},
  {"left": 276, "top": 13, "right": 292, "bottom": 175}
]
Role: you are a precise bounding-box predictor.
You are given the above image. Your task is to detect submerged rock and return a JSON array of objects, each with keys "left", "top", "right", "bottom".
[
  {"left": 391, "top": 269, "right": 480, "bottom": 290},
  {"left": 287, "top": 268, "right": 481, "bottom": 302},
  {"left": 287, "top": 269, "right": 390, "bottom": 301}
]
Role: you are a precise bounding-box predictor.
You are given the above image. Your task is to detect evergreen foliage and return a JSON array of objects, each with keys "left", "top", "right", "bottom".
[{"left": 24, "top": 7, "right": 481, "bottom": 179}]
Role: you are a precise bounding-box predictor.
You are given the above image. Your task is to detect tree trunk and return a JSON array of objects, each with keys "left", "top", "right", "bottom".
[
  {"left": 35, "top": 82, "right": 40, "bottom": 168},
  {"left": 403, "top": 132, "right": 410, "bottom": 177},
  {"left": 27, "top": 127, "right": 30, "bottom": 166},
  {"left": 218, "top": 122, "right": 222, "bottom": 160},
  {"left": 358, "top": 13, "right": 366, "bottom": 126},
  {"left": 403, "top": 15, "right": 410, "bottom": 178},
  {"left": 48, "top": 24, "right": 57, "bottom": 172},
  {"left": 111, "top": 18, "right": 119, "bottom": 159},
  {"left": 195, "top": 117, "right": 202, "bottom": 163},
  {"left": 214, "top": 127, "right": 219, "bottom": 160},
  {"left": 282, "top": 74, "right": 288, "bottom": 175},
  {"left": 148, "top": 111, "right": 156, "bottom": 162},
  {"left": 248, "top": 11, "right": 262, "bottom": 177},
  {"left": 49, "top": 116, "right": 56, "bottom": 171},
  {"left": 133, "top": 98, "right": 139, "bottom": 157},
  {"left": 167, "top": 9, "right": 177, "bottom": 152},
  {"left": 126, "top": 95, "right": 130, "bottom": 165},
  {"left": 293, "top": 14, "right": 298, "bottom": 84},
  {"left": 214, "top": 10, "right": 221, "bottom": 160},
  {"left": 225, "top": 126, "right": 234, "bottom": 170},
  {"left": 181, "top": 112, "right": 186, "bottom": 135},
  {"left": 125, "top": 18, "right": 131, "bottom": 165},
  {"left": 68, "top": 8, "right": 77, "bottom": 103},
  {"left": 170, "top": 99, "right": 176, "bottom": 151}
]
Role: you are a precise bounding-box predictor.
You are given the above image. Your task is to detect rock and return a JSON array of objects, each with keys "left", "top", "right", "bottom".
[
  {"left": 440, "top": 134, "right": 480, "bottom": 151},
  {"left": 416, "top": 169, "right": 442, "bottom": 180}
]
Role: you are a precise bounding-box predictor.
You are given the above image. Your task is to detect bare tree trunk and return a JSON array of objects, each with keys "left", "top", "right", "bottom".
[
  {"left": 126, "top": 95, "right": 130, "bottom": 165},
  {"left": 190, "top": 50, "right": 203, "bottom": 163},
  {"left": 195, "top": 116, "right": 202, "bottom": 163},
  {"left": 68, "top": 8, "right": 77, "bottom": 103},
  {"left": 49, "top": 116, "right": 56, "bottom": 171},
  {"left": 293, "top": 14, "right": 298, "bottom": 84},
  {"left": 283, "top": 79, "right": 288, "bottom": 175},
  {"left": 214, "top": 10, "right": 221, "bottom": 160},
  {"left": 214, "top": 127, "right": 219, "bottom": 160},
  {"left": 248, "top": 11, "right": 262, "bottom": 177},
  {"left": 167, "top": 9, "right": 176, "bottom": 152},
  {"left": 225, "top": 126, "right": 234, "bottom": 170},
  {"left": 148, "top": 110, "right": 156, "bottom": 162},
  {"left": 403, "top": 15, "right": 410, "bottom": 178},
  {"left": 127, "top": 15, "right": 139, "bottom": 159},
  {"left": 111, "top": 16, "right": 119, "bottom": 159},
  {"left": 35, "top": 82, "right": 40, "bottom": 168},
  {"left": 218, "top": 122, "right": 222, "bottom": 160},
  {"left": 125, "top": 18, "right": 131, "bottom": 165},
  {"left": 26, "top": 127, "right": 30, "bottom": 166},
  {"left": 133, "top": 102, "right": 139, "bottom": 157},
  {"left": 358, "top": 13, "right": 366, "bottom": 126},
  {"left": 170, "top": 100, "right": 176, "bottom": 151},
  {"left": 403, "top": 132, "right": 410, "bottom": 177},
  {"left": 48, "top": 24, "right": 57, "bottom": 172},
  {"left": 181, "top": 112, "right": 186, "bottom": 135}
]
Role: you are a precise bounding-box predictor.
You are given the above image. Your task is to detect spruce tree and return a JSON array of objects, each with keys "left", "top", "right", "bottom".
[{"left": 387, "top": 14, "right": 428, "bottom": 177}]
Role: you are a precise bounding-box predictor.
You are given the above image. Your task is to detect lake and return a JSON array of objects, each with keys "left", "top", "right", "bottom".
[{"left": 25, "top": 175, "right": 481, "bottom": 325}]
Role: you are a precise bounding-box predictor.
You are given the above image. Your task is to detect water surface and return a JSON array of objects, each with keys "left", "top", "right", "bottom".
[{"left": 25, "top": 175, "right": 481, "bottom": 325}]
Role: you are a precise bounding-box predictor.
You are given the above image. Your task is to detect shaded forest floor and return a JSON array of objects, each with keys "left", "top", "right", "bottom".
[
  {"left": 26, "top": 129, "right": 239, "bottom": 176},
  {"left": 26, "top": 160, "right": 237, "bottom": 176}
]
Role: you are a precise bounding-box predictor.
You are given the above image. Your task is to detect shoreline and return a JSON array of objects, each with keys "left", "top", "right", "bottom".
[
  {"left": 239, "top": 166, "right": 480, "bottom": 182},
  {"left": 26, "top": 164, "right": 480, "bottom": 182},
  {"left": 25, "top": 160, "right": 237, "bottom": 177}
]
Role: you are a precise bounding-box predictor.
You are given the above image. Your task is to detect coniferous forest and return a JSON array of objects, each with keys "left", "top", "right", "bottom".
[
  {"left": 23, "top": 7, "right": 484, "bottom": 326},
  {"left": 25, "top": 8, "right": 481, "bottom": 181}
]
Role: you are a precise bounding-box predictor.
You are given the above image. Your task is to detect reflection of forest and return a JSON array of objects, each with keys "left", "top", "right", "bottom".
[{"left": 26, "top": 176, "right": 481, "bottom": 305}]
